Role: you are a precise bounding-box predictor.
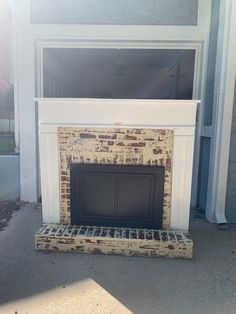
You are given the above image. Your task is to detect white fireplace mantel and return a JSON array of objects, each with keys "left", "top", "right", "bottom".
[{"left": 36, "top": 98, "right": 199, "bottom": 231}]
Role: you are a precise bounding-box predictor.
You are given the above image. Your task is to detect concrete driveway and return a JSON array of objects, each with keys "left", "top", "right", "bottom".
[{"left": 0, "top": 203, "right": 236, "bottom": 314}]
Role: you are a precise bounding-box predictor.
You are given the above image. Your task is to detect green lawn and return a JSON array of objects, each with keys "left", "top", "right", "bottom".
[{"left": 0, "top": 134, "right": 15, "bottom": 154}]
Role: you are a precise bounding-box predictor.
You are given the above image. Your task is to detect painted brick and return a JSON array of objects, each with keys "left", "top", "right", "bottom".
[
  {"left": 128, "top": 142, "right": 146, "bottom": 147},
  {"left": 107, "top": 140, "right": 114, "bottom": 146},
  {"left": 98, "top": 134, "right": 117, "bottom": 139},
  {"left": 58, "top": 127, "right": 174, "bottom": 228},
  {"left": 35, "top": 224, "right": 193, "bottom": 259},
  {"left": 124, "top": 135, "right": 137, "bottom": 140},
  {"left": 80, "top": 133, "right": 97, "bottom": 139}
]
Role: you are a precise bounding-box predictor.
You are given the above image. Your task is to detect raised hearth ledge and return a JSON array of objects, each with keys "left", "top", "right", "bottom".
[
  {"left": 36, "top": 98, "right": 199, "bottom": 231},
  {"left": 35, "top": 224, "right": 193, "bottom": 259}
]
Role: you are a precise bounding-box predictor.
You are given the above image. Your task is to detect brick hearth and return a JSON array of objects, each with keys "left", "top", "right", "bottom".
[{"left": 35, "top": 224, "right": 193, "bottom": 259}]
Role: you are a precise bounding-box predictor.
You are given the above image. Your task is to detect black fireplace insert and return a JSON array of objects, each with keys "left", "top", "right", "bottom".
[{"left": 70, "top": 164, "right": 165, "bottom": 229}]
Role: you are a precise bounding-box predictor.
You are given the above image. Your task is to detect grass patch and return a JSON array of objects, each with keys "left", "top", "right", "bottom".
[{"left": 0, "top": 134, "right": 15, "bottom": 154}]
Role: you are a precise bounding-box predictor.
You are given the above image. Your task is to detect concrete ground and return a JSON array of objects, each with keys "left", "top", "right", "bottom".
[{"left": 0, "top": 204, "right": 236, "bottom": 314}]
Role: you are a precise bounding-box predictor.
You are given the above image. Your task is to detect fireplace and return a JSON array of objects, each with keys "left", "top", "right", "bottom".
[
  {"left": 70, "top": 164, "right": 165, "bottom": 229},
  {"left": 36, "top": 98, "right": 198, "bottom": 230},
  {"left": 35, "top": 98, "right": 198, "bottom": 259}
]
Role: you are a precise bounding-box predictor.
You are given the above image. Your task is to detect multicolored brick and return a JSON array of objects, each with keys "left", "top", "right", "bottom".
[
  {"left": 58, "top": 127, "right": 174, "bottom": 228},
  {"left": 35, "top": 224, "right": 193, "bottom": 259}
]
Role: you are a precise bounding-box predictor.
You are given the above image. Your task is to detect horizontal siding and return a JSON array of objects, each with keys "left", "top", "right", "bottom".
[{"left": 31, "top": 0, "right": 198, "bottom": 25}]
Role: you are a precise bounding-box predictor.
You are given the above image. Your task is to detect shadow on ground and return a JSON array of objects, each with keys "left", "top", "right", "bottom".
[{"left": 0, "top": 203, "right": 236, "bottom": 314}]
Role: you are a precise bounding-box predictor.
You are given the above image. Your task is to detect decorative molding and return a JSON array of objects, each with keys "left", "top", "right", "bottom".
[
  {"left": 39, "top": 131, "right": 60, "bottom": 223},
  {"left": 171, "top": 133, "right": 195, "bottom": 230},
  {"left": 35, "top": 40, "right": 203, "bottom": 101},
  {"left": 36, "top": 98, "right": 199, "bottom": 127}
]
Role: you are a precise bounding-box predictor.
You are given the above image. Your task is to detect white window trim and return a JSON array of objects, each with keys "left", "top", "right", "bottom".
[{"left": 36, "top": 40, "right": 203, "bottom": 98}]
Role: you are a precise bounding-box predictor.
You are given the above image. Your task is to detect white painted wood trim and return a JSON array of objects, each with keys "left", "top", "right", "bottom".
[
  {"left": 12, "top": 0, "right": 38, "bottom": 202},
  {"left": 198, "top": 0, "right": 212, "bottom": 28},
  {"left": 31, "top": 26, "right": 208, "bottom": 42},
  {"left": 170, "top": 131, "right": 195, "bottom": 230},
  {"left": 206, "top": 0, "right": 236, "bottom": 223},
  {"left": 35, "top": 40, "right": 203, "bottom": 101},
  {"left": 36, "top": 99, "right": 199, "bottom": 127},
  {"left": 39, "top": 131, "right": 60, "bottom": 223},
  {"left": 39, "top": 124, "right": 195, "bottom": 135},
  {"left": 190, "top": 1, "right": 212, "bottom": 208}
]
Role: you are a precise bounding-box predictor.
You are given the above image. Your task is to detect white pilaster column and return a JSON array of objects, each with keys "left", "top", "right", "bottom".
[
  {"left": 206, "top": 0, "right": 236, "bottom": 223},
  {"left": 170, "top": 128, "right": 195, "bottom": 230},
  {"left": 39, "top": 126, "right": 60, "bottom": 223},
  {"left": 13, "top": 0, "right": 37, "bottom": 201}
]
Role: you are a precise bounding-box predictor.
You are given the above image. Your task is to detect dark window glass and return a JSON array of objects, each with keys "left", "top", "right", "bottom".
[{"left": 43, "top": 48, "right": 195, "bottom": 99}]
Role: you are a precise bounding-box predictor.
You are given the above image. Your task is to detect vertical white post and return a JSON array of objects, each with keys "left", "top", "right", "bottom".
[
  {"left": 13, "top": 0, "right": 38, "bottom": 201},
  {"left": 206, "top": 0, "right": 236, "bottom": 223}
]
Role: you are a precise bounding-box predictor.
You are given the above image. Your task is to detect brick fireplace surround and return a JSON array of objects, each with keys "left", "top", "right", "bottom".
[
  {"left": 59, "top": 127, "right": 173, "bottom": 228},
  {"left": 35, "top": 99, "right": 198, "bottom": 259}
]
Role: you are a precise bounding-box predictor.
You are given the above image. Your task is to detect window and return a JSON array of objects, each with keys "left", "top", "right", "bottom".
[{"left": 43, "top": 48, "right": 195, "bottom": 100}]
